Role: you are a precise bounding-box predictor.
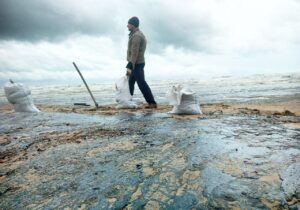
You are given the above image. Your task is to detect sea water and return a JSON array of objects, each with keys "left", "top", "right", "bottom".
[{"left": 0, "top": 73, "right": 299, "bottom": 106}]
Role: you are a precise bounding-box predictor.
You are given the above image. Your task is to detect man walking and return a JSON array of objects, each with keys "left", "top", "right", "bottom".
[{"left": 126, "top": 16, "right": 157, "bottom": 108}]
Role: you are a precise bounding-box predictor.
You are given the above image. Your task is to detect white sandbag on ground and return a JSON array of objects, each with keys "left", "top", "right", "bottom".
[
  {"left": 166, "top": 85, "right": 202, "bottom": 114},
  {"left": 115, "top": 76, "right": 137, "bottom": 109},
  {"left": 4, "top": 81, "right": 40, "bottom": 112}
]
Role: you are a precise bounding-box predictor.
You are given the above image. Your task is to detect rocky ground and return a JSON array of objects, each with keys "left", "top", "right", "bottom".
[{"left": 0, "top": 96, "right": 299, "bottom": 210}]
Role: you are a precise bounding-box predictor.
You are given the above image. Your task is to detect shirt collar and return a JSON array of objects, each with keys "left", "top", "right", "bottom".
[{"left": 129, "top": 28, "right": 139, "bottom": 37}]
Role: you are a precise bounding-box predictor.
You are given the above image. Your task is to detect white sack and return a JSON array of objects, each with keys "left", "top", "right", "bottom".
[
  {"left": 4, "top": 82, "right": 40, "bottom": 112},
  {"left": 115, "top": 76, "right": 137, "bottom": 109},
  {"left": 166, "top": 85, "right": 202, "bottom": 115}
]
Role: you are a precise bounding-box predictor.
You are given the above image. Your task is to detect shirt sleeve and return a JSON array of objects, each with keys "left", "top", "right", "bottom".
[{"left": 130, "top": 35, "right": 142, "bottom": 67}]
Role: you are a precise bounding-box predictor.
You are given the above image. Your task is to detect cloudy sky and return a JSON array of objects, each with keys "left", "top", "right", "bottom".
[{"left": 0, "top": 0, "right": 299, "bottom": 85}]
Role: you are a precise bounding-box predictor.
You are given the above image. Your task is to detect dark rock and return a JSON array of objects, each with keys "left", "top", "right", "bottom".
[{"left": 136, "top": 164, "right": 143, "bottom": 170}]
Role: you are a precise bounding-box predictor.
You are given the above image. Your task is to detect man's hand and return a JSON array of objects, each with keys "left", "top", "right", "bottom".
[
  {"left": 126, "top": 62, "right": 134, "bottom": 70},
  {"left": 126, "top": 69, "right": 132, "bottom": 76}
]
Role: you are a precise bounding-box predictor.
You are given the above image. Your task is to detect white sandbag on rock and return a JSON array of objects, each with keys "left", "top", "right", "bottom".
[
  {"left": 4, "top": 81, "right": 40, "bottom": 113},
  {"left": 115, "top": 76, "right": 137, "bottom": 109},
  {"left": 166, "top": 85, "right": 202, "bottom": 115}
]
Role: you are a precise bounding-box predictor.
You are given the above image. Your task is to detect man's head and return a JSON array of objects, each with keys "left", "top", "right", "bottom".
[{"left": 127, "top": 16, "right": 139, "bottom": 31}]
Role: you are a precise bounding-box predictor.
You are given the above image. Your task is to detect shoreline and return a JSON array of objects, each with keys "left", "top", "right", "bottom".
[{"left": 1, "top": 94, "right": 299, "bottom": 117}]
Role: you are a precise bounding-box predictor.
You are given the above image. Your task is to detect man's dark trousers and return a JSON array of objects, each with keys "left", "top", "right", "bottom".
[{"left": 129, "top": 63, "right": 156, "bottom": 104}]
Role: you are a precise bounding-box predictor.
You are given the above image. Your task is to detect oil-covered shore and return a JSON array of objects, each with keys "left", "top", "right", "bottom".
[{"left": 0, "top": 94, "right": 299, "bottom": 209}]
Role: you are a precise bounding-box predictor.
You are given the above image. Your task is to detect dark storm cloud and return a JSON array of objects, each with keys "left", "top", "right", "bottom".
[
  {"left": 125, "top": 1, "right": 215, "bottom": 53},
  {"left": 0, "top": 0, "right": 121, "bottom": 42},
  {"left": 0, "top": 0, "right": 213, "bottom": 52},
  {"left": 144, "top": 15, "right": 213, "bottom": 53}
]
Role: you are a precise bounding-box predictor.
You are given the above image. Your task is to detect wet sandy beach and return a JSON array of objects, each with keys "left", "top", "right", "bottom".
[{"left": 0, "top": 94, "right": 299, "bottom": 209}]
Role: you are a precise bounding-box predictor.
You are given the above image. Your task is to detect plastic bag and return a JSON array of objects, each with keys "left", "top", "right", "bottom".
[
  {"left": 115, "top": 76, "right": 137, "bottom": 109},
  {"left": 4, "top": 81, "right": 40, "bottom": 112},
  {"left": 166, "top": 85, "right": 202, "bottom": 114}
]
